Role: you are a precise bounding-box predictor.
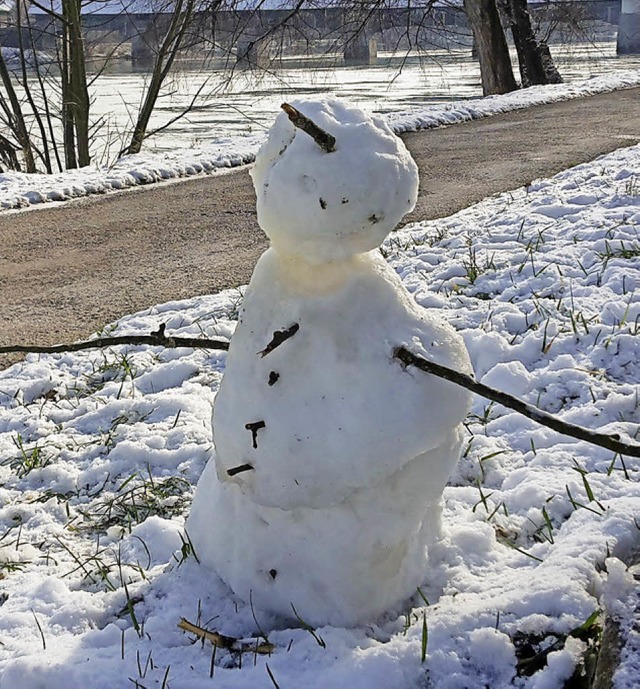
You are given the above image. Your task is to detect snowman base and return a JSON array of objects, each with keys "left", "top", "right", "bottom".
[{"left": 189, "top": 427, "right": 464, "bottom": 628}]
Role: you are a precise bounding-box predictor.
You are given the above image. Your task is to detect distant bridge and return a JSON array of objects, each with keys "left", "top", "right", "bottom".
[{"left": 0, "top": 0, "right": 628, "bottom": 66}]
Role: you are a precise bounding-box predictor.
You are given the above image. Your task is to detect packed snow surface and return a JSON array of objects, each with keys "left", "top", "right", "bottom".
[
  {"left": 189, "top": 100, "right": 471, "bottom": 626},
  {"left": 250, "top": 99, "right": 419, "bottom": 261},
  {"left": 1, "top": 130, "right": 639, "bottom": 686},
  {"left": 0, "top": 70, "right": 639, "bottom": 211}
]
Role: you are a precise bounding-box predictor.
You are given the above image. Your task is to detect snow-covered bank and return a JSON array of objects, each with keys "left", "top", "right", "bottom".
[
  {"left": 1, "top": 141, "right": 638, "bottom": 688},
  {"left": 1, "top": 70, "right": 639, "bottom": 212},
  {"left": 0, "top": 136, "right": 262, "bottom": 212}
]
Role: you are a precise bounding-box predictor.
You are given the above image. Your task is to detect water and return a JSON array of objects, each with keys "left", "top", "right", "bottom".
[{"left": 82, "top": 40, "right": 640, "bottom": 161}]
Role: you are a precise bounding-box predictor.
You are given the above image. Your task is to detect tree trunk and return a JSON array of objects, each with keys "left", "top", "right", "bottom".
[
  {"left": 538, "top": 40, "right": 562, "bottom": 84},
  {"left": 126, "top": 65, "right": 166, "bottom": 156},
  {"left": 64, "top": 0, "right": 91, "bottom": 167},
  {"left": 61, "top": 2, "right": 77, "bottom": 169},
  {"left": 500, "top": 0, "right": 562, "bottom": 86},
  {"left": 24, "top": 9, "right": 64, "bottom": 172},
  {"left": 0, "top": 51, "right": 36, "bottom": 172},
  {"left": 463, "top": 0, "right": 518, "bottom": 96},
  {"left": 16, "top": 2, "right": 53, "bottom": 173},
  {"left": 124, "top": 0, "right": 195, "bottom": 156}
]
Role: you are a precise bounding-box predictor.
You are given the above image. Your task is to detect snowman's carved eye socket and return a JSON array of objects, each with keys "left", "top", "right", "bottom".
[{"left": 301, "top": 175, "right": 318, "bottom": 192}]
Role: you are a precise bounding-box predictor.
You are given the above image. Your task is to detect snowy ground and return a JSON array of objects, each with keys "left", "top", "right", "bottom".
[
  {"left": 1, "top": 130, "right": 639, "bottom": 686},
  {"left": 1, "top": 69, "right": 640, "bottom": 211}
]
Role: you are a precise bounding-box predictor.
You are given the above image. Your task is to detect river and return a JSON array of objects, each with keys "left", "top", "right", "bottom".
[{"left": 81, "top": 39, "right": 640, "bottom": 162}]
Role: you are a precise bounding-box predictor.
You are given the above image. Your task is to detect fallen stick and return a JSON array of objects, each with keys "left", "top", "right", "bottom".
[
  {"left": 0, "top": 333, "right": 229, "bottom": 356},
  {"left": 178, "top": 618, "right": 274, "bottom": 654}
]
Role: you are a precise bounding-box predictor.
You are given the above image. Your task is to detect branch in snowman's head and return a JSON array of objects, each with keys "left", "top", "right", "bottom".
[{"left": 281, "top": 103, "right": 336, "bottom": 154}]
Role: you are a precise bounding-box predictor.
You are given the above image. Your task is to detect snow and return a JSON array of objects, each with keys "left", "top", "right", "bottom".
[
  {"left": 1, "top": 69, "right": 639, "bottom": 211},
  {"left": 250, "top": 99, "right": 419, "bottom": 262},
  {"left": 187, "top": 100, "right": 472, "bottom": 626},
  {"left": 0, "top": 86, "right": 639, "bottom": 685},
  {"left": 0, "top": 136, "right": 262, "bottom": 211}
]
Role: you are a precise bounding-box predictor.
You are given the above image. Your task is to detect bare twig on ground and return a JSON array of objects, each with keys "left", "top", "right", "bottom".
[
  {"left": 0, "top": 332, "right": 229, "bottom": 356},
  {"left": 178, "top": 618, "right": 275, "bottom": 654}
]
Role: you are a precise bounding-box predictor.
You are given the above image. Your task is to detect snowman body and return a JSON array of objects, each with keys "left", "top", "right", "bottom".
[{"left": 188, "top": 100, "right": 472, "bottom": 627}]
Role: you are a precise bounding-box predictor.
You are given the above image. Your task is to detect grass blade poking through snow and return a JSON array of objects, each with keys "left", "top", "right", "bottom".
[
  {"left": 421, "top": 612, "right": 428, "bottom": 663},
  {"left": 290, "top": 604, "right": 326, "bottom": 648},
  {"left": 31, "top": 609, "right": 46, "bottom": 650}
]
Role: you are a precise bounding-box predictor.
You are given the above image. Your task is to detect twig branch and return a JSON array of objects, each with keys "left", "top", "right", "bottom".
[
  {"left": 0, "top": 332, "right": 229, "bottom": 356},
  {"left": 3, "top": 332, "right": 638, "bottom": 458},
  {"left": 178, "top": 617, "right": 274, "bottom": 654},
  {"left": 394, "top": 346, "right": 640, "bottom": 459},
  {"left": 281, "top": 103, "right": 336, "bottom": 153},
  {"left": 178, "top": 618, "right": 237, "bottom": 648}
]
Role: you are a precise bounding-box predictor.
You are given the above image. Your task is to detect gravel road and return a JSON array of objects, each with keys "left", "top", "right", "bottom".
[{"left": 1, "top": 86, "right": 639, "bottom": 367}]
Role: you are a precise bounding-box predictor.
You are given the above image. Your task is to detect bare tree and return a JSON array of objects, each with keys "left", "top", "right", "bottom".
[
  {"left": 63, "top": 0, "right": 91, "bottom": 166},
  {"left": 531, "top": 0, "right": 604, "bottom": 46},
  {"left": 0, "top": 48, "right": 37, "bottom": 171},
  {"left": 0, "top": 0, "right": 572, "bottom": 172},
  {"left": 121, "top": 0, "right": 222, "bottom": 155},
  {"left": 499, "top": 0, "right": 562, "bottom": 87},
  {"left": 463, "top": 0, "right": 564, "bottom": 94},
  {"left": 463, "top": 0, "right": 517, "bottom": 95},
  {"left": 0, "top": 0, "right": 221, "bottom": 171}
]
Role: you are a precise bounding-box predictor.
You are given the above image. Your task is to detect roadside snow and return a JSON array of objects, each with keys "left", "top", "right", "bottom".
[
  {"left": 0, "top": 136, "right": 262, "bottom": 212},
  {"left": 1, "top": 70, "right": 639, "bottom": 211},
  {"left": 0, "top": 141, "right": 638, "bottom": 688}
]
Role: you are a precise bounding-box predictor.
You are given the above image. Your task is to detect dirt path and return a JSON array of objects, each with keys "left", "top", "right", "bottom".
[{"left": 1, "top": 86, "right": 639, "bottom": 367}]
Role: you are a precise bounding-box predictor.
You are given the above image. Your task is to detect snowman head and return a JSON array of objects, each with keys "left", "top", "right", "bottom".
[{"left": 250, "top": 98, "right": 419, "bottom": 264}]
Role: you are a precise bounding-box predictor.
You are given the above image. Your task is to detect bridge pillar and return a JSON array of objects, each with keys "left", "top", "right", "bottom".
[
  {"left": 344, "top": 35, "right": 377, "bottom": 65},
  {"left": 131, "top": 34, "right": 156, "bottom": 64},
  {"left": 618, "top": 0, "right": 640, "bottom": 54},
  {"left": 237, "top": 39, "right": 271, "bottom": 68}
]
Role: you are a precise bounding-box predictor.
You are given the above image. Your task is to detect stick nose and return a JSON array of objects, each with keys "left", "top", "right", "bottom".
[{"left": 281, "top": 102, "right": 337, "bottom": 153}]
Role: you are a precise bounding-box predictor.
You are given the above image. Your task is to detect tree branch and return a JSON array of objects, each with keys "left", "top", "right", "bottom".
[
  {"left": 394, "top": 346, "right": 640, "bottom": 459},
  {"left": 2, "top": 333, "right": 638, "bottom": 458},
  {"left": 0, "top": 332, "right": 229, "bottom": 356}
]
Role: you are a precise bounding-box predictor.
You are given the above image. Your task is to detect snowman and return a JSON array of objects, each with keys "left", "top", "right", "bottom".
[{"left": 188, "top": 99, "right": 472, "bottom": 627}]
